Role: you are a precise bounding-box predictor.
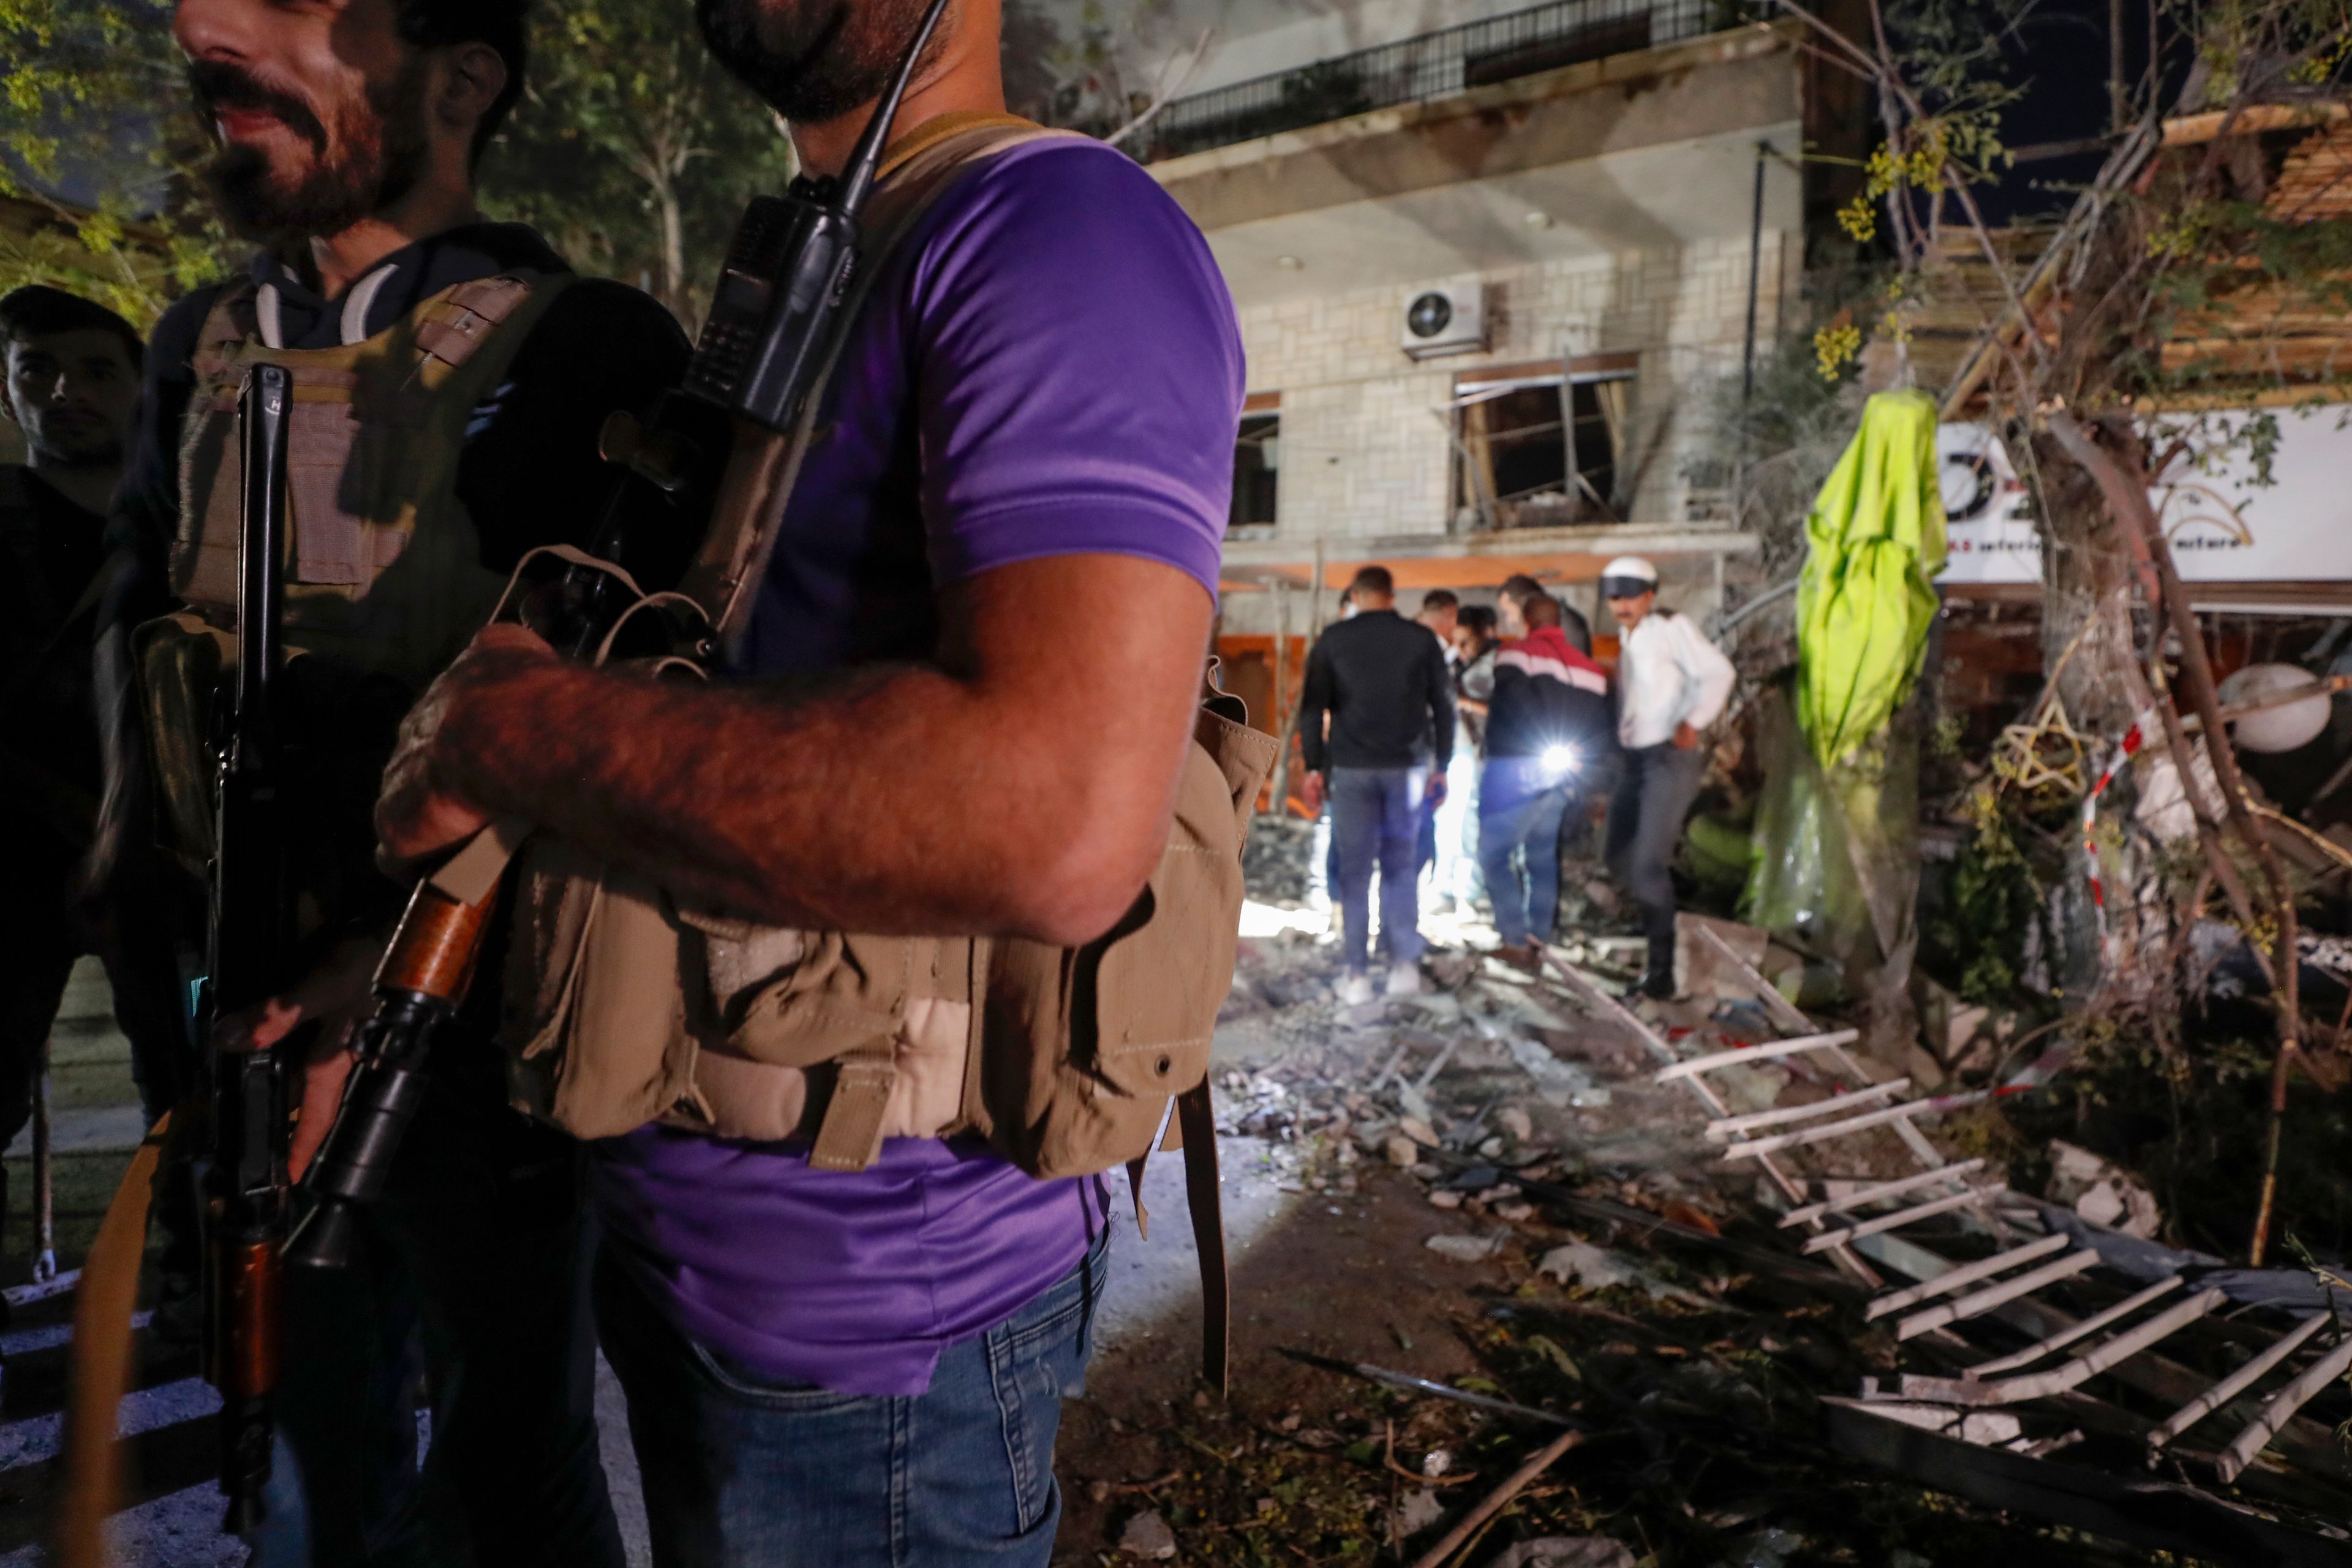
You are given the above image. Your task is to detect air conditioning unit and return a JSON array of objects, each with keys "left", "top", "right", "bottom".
[{"left": 1400, "top": 280, "right": 1486, "bottom": 360}]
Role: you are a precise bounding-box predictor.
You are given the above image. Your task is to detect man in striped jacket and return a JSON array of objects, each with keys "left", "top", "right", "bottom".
[{"left": 1478, "top": 589, "right": 1612, "bottom": 968}]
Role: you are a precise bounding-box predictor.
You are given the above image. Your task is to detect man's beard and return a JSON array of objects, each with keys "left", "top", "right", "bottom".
[
  {"left": 191, "top": 56, "right": 433, "bottom": 243},
  {"left": 697, "top": 0, "right": 943, "bottom": 125}
]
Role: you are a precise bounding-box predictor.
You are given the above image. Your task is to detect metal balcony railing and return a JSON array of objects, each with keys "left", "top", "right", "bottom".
[{"left": 1137, "top": 0, "right": 1743, "bottom": 163}]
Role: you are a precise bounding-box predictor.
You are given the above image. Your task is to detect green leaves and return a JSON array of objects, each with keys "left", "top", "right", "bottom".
[
  {"left": 0, "top": 0, "right": 233, "bottom": 323},
  {"left": 479, "top": 0, "right": 797, "bottom": 326}
]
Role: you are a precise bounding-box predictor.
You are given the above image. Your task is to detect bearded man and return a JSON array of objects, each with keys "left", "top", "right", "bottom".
[
  {"left": 368, "top": 0, "right": 1245, "bottom": 1558},
  {"left": 98, "top": 0, "right": 690, "bottom": 1559}
]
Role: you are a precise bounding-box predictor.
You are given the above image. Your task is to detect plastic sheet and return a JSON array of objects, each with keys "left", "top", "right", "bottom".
[
  {"left": 1743, "top": 684, "right": 1921, "bottom": 995},
  {"left": 1744, "top": 686, "right": 1863, "bottom": 962}
]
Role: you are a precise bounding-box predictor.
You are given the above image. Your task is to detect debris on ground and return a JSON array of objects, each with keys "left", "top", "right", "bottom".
[
  {"left": 1115, "top": 1509, "right": 1177, "bottom": 1559},
  {"left": 2043, "top": 1140, "right": 2162, "bottom": 1241},
  {"left": 1052, "top": 832, "right": 2352, "bottom": 1568}
]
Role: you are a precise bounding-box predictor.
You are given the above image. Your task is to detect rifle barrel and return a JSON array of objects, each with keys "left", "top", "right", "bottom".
[{"left": 206, "top": 363, "right": 296, "bottom": 1531}]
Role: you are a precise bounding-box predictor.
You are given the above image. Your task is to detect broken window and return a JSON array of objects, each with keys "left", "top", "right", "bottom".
[
  {"left": 1453, "top": 359, "right": 1635, "bottom": 529},
  {"left": 1231, "top": 409, "right": 1280, "bottom": 534}
]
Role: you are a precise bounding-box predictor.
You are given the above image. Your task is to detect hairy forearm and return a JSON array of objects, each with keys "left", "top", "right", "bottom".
[
  {"left": 391, "top": 556, "right": 1215, "bottom": 944},
  {"left": 434, "top": 657, "right": 1156, "bottom": 941}
]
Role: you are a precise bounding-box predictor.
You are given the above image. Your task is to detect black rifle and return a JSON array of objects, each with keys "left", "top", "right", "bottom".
[
  {"left": 203, "top": 362, "right": 296, "bottom": 1531},
  {"left": 285, "top": 0, "right": 954, "bottom": 1270}
]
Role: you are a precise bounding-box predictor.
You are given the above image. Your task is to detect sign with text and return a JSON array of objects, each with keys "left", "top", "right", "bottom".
[{"left": 1934, "top": 409, "right": 2352, "bottom": 586}]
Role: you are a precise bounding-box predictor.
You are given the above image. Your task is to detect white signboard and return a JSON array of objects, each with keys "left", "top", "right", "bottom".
[
  {"left": 2149, "top": 406, "right": 2352, "bottom": 582},
  {"left": 1934, "top": 409, "right": 2352, "bottom": 588},
  {"left": 1936, "top": 422, "right": 2041, "bottom": 586}
]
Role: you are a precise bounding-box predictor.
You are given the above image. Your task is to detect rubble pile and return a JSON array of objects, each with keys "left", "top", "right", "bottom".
[
  {"left": 1072, "top": 881, "right": 2352, "bottom": 1566},
  {"left": 1065, "top": 921, "right": 2190, "bottom": 1564}
]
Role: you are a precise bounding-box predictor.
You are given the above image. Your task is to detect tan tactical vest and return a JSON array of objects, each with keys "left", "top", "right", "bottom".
[
  {"left": 138, "top": 270, "right": 574, "bottom": 861},
  {"left": 447, "top": 118, "right": 1275, "bottom": 1379}
]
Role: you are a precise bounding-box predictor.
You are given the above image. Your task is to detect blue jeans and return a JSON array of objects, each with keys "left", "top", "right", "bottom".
[
  {"left": 1479, "top": 757, "right": 1575, "bottom": 947},
  {"left": 1332, "top": 766, "right": 1426, "bottom": 973},
  {"left": 595, "top": 1229, "right": 1109, "bottom": 1568}
]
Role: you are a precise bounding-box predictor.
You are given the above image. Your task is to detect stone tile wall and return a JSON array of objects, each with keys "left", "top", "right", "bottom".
[{"left": 1237, "top": 230, "right": 1797, "bottom": 538}]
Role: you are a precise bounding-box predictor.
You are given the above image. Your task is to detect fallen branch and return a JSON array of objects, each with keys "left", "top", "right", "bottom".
[{"left": 1408, "top": 1426, "right": 1586, "bottom": 1568}]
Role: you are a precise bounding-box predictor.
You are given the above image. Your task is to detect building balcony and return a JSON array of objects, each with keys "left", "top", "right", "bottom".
[{"left": 1136, "top": 0, "right": 1747, "bottom": 165}]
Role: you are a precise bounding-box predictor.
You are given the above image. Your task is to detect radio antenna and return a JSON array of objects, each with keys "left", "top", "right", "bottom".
[{"left": 836, "top": 0, "right": 956, "bottom": 211}]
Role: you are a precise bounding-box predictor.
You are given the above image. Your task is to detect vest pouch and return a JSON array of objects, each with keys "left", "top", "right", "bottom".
[
  {"left": 668, "top": 918, "right": 976, "bottom": 1164},
  {"left": 502, "top": 834, "right": 701, "bottom": 1139},
  {"left": 286, "top": 393, "right": 375, "bottom": 585},
  {"left": 976, "top": 710, "right": 1276, "bottom": 1179}
]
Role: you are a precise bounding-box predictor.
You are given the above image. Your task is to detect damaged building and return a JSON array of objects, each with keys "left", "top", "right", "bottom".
[{"left": 1111, "top": 0, "right": 1862, "bottom": 729}]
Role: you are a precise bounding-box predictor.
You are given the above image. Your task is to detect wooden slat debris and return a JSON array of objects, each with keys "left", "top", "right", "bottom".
[
  {"left": 1967, "top": 1276, "right": 2183, "bottom": 1378},
  {"left": 1898, "top": 1288, "right": 2227, "bottom": 1404},
  {"left": 1896, "top": 1250, "right": 2102, "bottom": 1341},
  {"left": 1653, "top": 1029, "right": 1863, "bottom": 1082},
  {"left": 1717, "top": 1093, "right": 1980, "bottom": 1162},
  {"left": 1801, "top": 1186, "right": 2000, "bottom": 1254},
  {"left": 1779, "top": 1160, "right": 1987, "bottom": 1228},
  {"left": 1864, "top": 1234, "right": 2071, "bottom": 1322},
  {"left": 2216, "top": 1331, "right": 2352, "bottom": 1483},
  {"left": 2149, "top": 1310, "right": 2328, "bottom": 1453},
  {"left": 1705, "top": 1079, "right": 1910, "bottom": 1141}
]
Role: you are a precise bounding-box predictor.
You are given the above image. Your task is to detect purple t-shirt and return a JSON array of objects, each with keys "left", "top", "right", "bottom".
[{"left": 592, "top": 136, "right": 1243, "bottom": 1397}]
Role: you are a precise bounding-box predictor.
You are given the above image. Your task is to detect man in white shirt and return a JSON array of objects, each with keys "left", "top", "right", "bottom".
[{"left": 1600, "top": 557, "right": 1737, "bottom": 998}]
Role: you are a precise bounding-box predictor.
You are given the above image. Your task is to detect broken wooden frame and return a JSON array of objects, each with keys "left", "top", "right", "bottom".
[{"left": 1500, "top": 924, "right": 2352, "bottom": 1543}]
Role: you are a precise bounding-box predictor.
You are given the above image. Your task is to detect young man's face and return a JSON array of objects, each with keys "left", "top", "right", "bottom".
[
  {"left": 1449, "top": 624, "right": 1486, "bottom": 662},
  {"left": 175, "top": 0, "right": 434, "bottom": 241},
  {"left": 4, "top": 330, "right": 140, "bottom": 470},
  {"left": 698, "top": 0, "right": 952, "bottom": 121},
  {"left": 1497, "top": 596, "right": 1527, "bottom": 639},
  {"left": 1608, "top": 590, "right": 1657, "bottom": 630},
  {"left": 1418, "top": 604, "right": 1458, "bottom": 642}
]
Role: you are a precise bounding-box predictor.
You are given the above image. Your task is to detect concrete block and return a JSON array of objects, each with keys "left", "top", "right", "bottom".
[{"left": 1674, "top": 912, "right": 1770, "bottom": 1001}]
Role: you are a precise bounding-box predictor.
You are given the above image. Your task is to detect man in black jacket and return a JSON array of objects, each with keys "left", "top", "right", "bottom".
[
  {"left": 1298, "top": 565, "right": 1454, "bottom": 1001},
  {"left": 0, "top": 288, "right": 195, "bottom": 1260}
]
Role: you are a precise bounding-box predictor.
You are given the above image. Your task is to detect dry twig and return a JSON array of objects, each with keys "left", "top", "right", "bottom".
[{"left": 1406, "top": 1427, "right": 1586, "bottom": 1568}]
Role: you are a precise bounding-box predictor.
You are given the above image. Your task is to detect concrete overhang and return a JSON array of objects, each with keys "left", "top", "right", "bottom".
[
  {"left": 1218, "top": 522, "right": 1758, "bottom": 592},
  {"left": 1150, "top": 25, "right": 1803, "bottom": 304}
]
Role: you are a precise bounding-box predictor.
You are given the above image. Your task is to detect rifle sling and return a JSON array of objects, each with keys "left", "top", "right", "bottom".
[{"left": 58, "top": 1110, "right": 176, "bottom": 1567}]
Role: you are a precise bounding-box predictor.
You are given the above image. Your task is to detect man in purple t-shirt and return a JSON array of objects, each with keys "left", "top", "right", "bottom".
[{"left": 368, "top": 0, "right": 1242, "bottom": 1561}]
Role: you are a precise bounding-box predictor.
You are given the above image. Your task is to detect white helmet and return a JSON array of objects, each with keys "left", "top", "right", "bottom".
[{"left": 1598, "top": 556, "right": 1658, "bottom": 601}]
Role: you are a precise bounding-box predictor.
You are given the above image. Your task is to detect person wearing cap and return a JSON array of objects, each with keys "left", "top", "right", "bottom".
[{"left": 1600, "top": 557, "right": 1736, "bottom": 999}]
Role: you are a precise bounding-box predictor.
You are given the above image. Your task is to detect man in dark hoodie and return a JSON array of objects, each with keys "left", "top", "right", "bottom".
[
  {"left": 0, "top": 288, "right": 196, "bottom": 1274},
  {"left": 1298, "top": 565, "right": 1455, "bottom": 1001},
  {"left": 91, "top": 0, "right": 690, "bottom": 1558},
  {"left": 1479, "top": 590, "right": 1611, "bottom": 967}
]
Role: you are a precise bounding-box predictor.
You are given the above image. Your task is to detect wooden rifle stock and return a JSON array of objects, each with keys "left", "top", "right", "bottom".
[{"left": 377, "top": 877, "right": 497, "bottom": 1000}]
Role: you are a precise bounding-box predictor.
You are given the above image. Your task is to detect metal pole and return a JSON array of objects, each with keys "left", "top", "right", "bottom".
[
  {"left": 1741, "top": 140, "right": 1768, "bottom": 405},
  {"left": 1268, "top": 580, "right": 1292, "bottom": 815},
  {"left": 1309, "top": 537, "right": 1327, "bottom": 637},
  {"left": 32, "top": 1039, "right": 55, "bottom": 1283}
]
